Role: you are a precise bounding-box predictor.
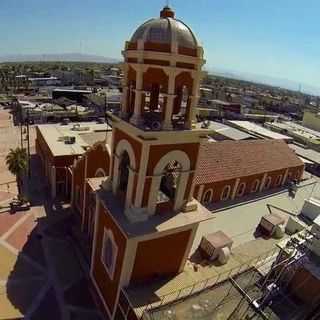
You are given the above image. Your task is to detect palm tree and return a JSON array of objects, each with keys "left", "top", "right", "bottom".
[{"left": 6, "top": 148, "right": 28, "bottom": 200}]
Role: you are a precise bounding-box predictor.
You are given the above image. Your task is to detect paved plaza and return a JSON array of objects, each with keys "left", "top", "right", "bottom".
[{"left": 0, "top": 109, "right": 102, "bottom": 320}]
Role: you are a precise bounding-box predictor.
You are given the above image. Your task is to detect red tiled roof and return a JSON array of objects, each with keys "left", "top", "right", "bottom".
[{"left": 195, "top": 140, "right": 304, "bottom": 185}]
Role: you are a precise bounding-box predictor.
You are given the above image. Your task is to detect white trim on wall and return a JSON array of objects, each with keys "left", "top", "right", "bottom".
[
  {"left": 221, "top": 185, "right": 231, "bottom": 201},
  {"left": 148, "top": 150, "right": 191, "bottom": 214},
  {"left": 251, "top": 179, "right": 260, "bottom": 193},
  {"left": 112, "top": 139, "right": 137, "bottom": 209},
  {"left": 202, "top": 188, "right": 213, "bottom": 203},
  {"left": 236, "top": 182, "right": 246, "bottom": 197},
  {"left": 275, "top": 174, "right": 282, "bottom": 186},
  {"left": 101, "top": 228, "right": 118, "bottom": 281},
  {"left": 265, "top": 176, "right": 272, "bottom": 189}
]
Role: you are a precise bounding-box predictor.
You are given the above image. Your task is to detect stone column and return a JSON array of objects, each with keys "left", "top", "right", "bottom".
[
  {"left": 259, "top": 173, "right": 268, "bottom": 192},
  {"left": 120, "top": 64, "right": 128, "bottom": 117},
  {"left": 163, "top": 70, "right": 177, "bottom": 130},
  {"left": 231, "top": 178, "right": 240, "bottom": 200},
  {"left": 281, "top": 169, "right": 289, "bottom": 186},
  {"left": 120, "top": 86, "right": 128, "bottom": 117},
  {"left": 130, "top": 67, "right": 143, "bottom": 126},
  {"left": 186, "top": 73, "right": 200, "bottom": 129}
]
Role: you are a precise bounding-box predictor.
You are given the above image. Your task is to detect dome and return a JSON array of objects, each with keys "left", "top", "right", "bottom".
[{"left": 130, "top": 7, "right": 198, "bottom": 50}]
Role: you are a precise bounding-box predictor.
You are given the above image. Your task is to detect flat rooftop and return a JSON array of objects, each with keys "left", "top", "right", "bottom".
[
  {"left": 125, "top": 177, "right": 319, "bottom": 318},
  {"left": 289, "top": 143, "right": 320, "bottom": 164},
  {"left": 37, "top": 122, "right": 111, "bottom": 157},
  {"left": 195, "top": 121, "right": 255, "bottom": 141},
  {"left": 226, "top": 120, "right": 292, "bottom": 141},
  {"left": 267, "top": 121, "right": 320, "bottom": 141},
  {"left": 52, "top": 88, "right": 92, "bottom": 93}
]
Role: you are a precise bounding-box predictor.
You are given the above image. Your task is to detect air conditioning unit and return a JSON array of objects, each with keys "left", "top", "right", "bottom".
[{"left": 64, "top": 136, "right": 76, "bottom": 144}]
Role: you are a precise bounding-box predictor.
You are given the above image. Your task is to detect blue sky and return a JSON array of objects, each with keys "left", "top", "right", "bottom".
[{"left": 1, "top": 0, "right": 319, "bottom": 90}]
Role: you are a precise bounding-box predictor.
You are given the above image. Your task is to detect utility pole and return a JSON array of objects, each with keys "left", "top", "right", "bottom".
[
  {"left": 26, "top": 108, "right": 31, "bottom": 178},
  {"left": 20, "top": 103, "right": 23, "bottom": 149},
  {"left": 105, "top": 91, "right": 108, "bottom": 120}
]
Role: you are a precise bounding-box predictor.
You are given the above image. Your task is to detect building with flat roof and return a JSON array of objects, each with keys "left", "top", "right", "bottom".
[
  {"left": 35, "top": 121, "right": 111, "bottom": 197},
  {"left": 227, "top": 120, "right": 293, "bottom": 141},
  {"left": 195, "top": 120, "right": 255, "bottom": 141},
  {"left": 266, "top": 120, "right": 320, "bottom": 151},
  {"left": 303, "top": 109, "right": 320, "bottom": 132},
  {"left": 52, "top": 88, "right": 93, "bottom": 103}
]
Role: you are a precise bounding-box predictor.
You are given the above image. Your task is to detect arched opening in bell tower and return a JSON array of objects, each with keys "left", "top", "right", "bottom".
[
  {"left": 118, "top": 151, "right": 130, "bottom": 197},
  {"left": 148, "top": 150, "right": 191, "bottom": 215},
  {"left": 157, "top": 160, "right": 182, "bottom": 212}
]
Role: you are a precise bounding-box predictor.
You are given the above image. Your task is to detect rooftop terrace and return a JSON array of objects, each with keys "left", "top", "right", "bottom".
[
  {"left": 124, "top": 177, "right": 320, "bottom": 319},
  {"left": 37, "top": 122, "right": 111, "bottom": 157}
]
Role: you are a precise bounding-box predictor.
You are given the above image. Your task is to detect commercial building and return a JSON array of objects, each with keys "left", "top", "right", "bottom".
[
  {"left": 35, "top": 121, "right": 111, "bottom": 197},
  {"left": 227, "top": 120, "right": 293, "bottom": 142},
  {"left": 29, "top": 76, "right": 60, "bottom": 87},
  {"left": 302, "top": 109, "right": 320, "bottom": 132},
  {"left": 289, "top": 143, "right": 320, "bottom": 174},
  {"left": 52, "top": 88, "right": 93, "bottom": 103},
  {"left": 266, "top": 120, "right": 320, "bottom": 151},
  {"left": 195, "top": 120, "right": 255, "bottom": 141}
]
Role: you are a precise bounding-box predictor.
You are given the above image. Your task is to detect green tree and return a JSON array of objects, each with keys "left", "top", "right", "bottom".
[{"left": 6, "top": 148, "right": 28, "bottom": 199}]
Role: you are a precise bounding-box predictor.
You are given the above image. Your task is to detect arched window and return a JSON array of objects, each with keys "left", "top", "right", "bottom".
[
  {"left": 101, "top": 229, "right": 118, "bottom": 279},
  {"left": 237, "top": 182, "right": 246, "bottom": 197},
  {"left": 149, "top": 150, "right": 191, "bottom": 214},
  {"left": 118, "top": 151, "right": 130, "bottom": 194},
  {"left": 221, "top": 185, "right": 231, "bottom": 201},
  {"left": 275, "top": 175, "right": 282, "bottom": 186},
  {"left": 251, "top": 179, "right": 260, "bottom": 193},
  {"left": 265, "top": 176, "right": 272, "bottom": 189},
  {"left": 203, "top": 189, "right": 213, "bottom": 204}
]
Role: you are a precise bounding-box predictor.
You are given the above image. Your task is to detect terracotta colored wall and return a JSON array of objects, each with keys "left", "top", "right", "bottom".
[
  {"left": 205, "top": 179, "right": 237, "bottom": 202},
  {"left": 142, "top": 143, "right": 200, "bottom": 206},
  {"left": 86, "top": 144, "right": 110, "bottom": 177},
  {"left": 288, "top": 267, "right": 320, "bottom": 304},
  {"left": 176, "top": 62, "right": 195, "bottom": 70},
  {"left": 147, "top": 143, "right": 199, "bottom": 176},
  {"left": 235, "top": 173, "right": 266, "bottom": 197},
  {"left": 92, "top": 203, "right": 127, "bottom": 315},
  {"left": 199, "top": 164, "right": 305, "bottom": 205},
  {"left": 72, "top": 156, "right": 85, "bottom": 213},
  {"left": 130, "top": 229, "right": 191, "bottom": 284},
  {"left": 144, "top": 59, "right": 170, "bottom": 66},
  {"left": 113, "top": 128, "right": 142, "bottom": 171},
  {"left": 142, "top": 67, "right": 168, "bottom": 92}
]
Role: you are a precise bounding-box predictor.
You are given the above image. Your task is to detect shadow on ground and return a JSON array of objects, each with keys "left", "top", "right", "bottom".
[{"left": 4, "top": 154, "right": 103, "bottom": 320}]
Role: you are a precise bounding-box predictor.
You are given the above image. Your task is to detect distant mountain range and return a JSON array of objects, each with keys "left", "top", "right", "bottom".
[
  {"left": 1, "top": 53, "right": 319, "bottom": 96},
  {"left": 0, "top": 53, "right": 120, "bottom": 64},
  {"left": 208, "top": 66, "right": 320, "bottom": 96}
]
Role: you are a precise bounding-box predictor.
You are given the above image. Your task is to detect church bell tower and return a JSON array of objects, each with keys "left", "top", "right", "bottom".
[{"left": 108, "top": 5, "right": 206, "bottom": 222}]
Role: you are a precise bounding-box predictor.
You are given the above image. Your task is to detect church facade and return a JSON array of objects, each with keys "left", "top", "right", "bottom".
[{"left": 64, "top": 6, "right": 304, "bottom": 319}]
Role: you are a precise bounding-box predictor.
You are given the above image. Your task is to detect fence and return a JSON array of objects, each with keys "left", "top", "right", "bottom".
[{"left": 125, "top": 246, "right": 281, "bottom": 319}]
